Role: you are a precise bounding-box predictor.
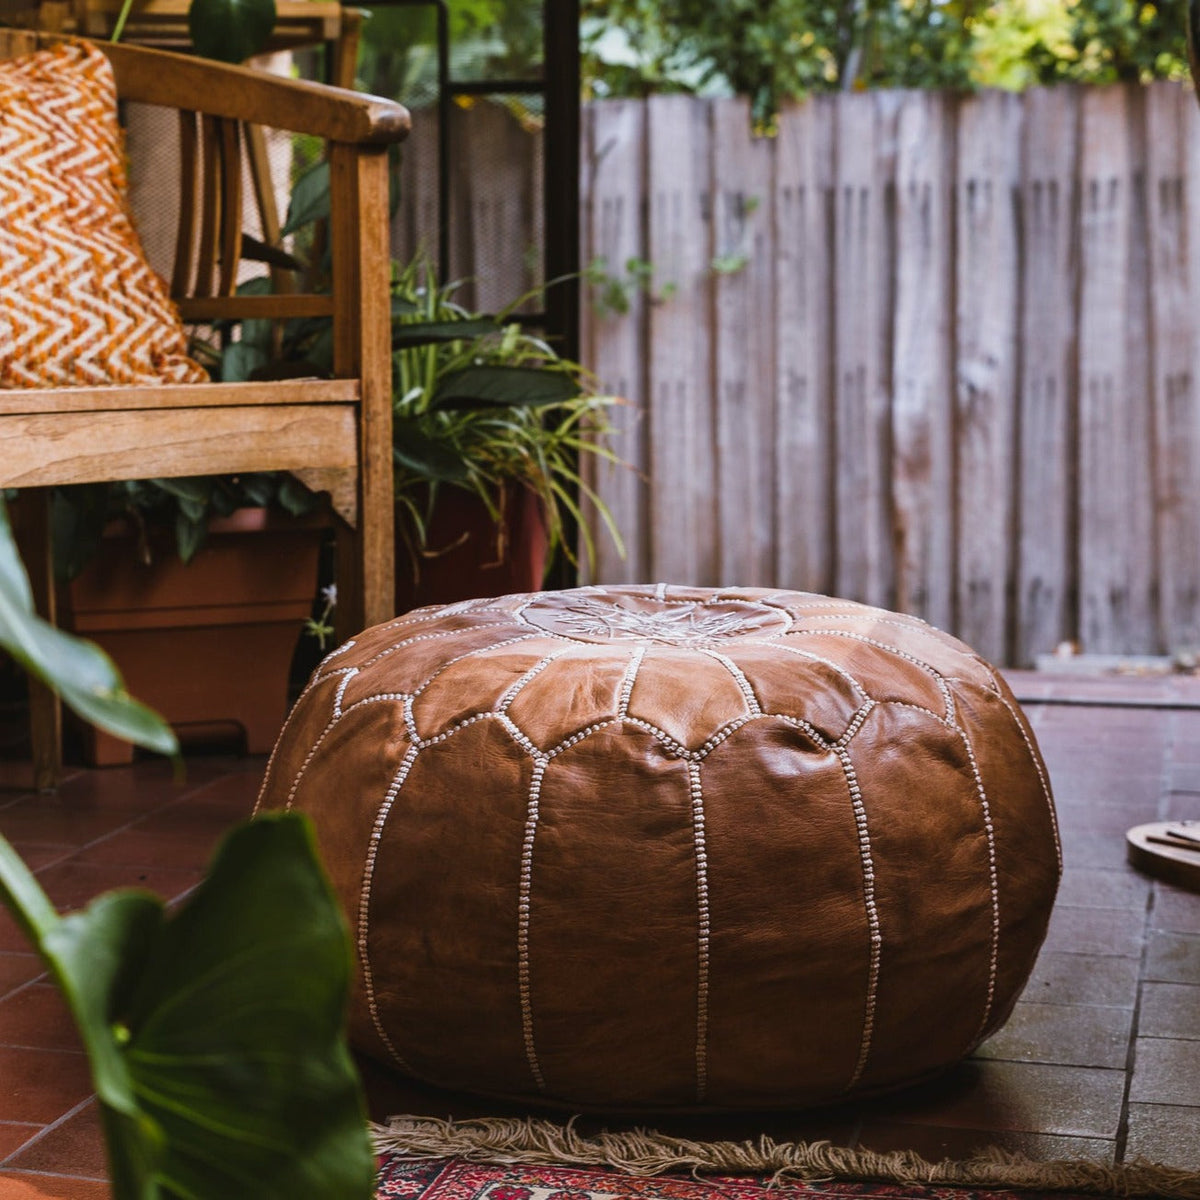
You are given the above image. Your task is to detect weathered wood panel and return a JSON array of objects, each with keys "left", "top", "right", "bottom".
[
  {"left": 579, "top": 99, "right": 649, "bottom": 584},
  {"left": 1078, "top": 86, "right": 1155, "bottom": 654},
  {"left": 1147, "top": 82, "right": 1200, "bottom": 652},
  {"left": 417, "top": 84, "right": 1200, "bottom": 663},
  {"left": 773, "top": 95, "right": 834, "bottom": 596},
  {"left": 645, "top": 95, "right": 718, "bottom": 585},
  {"left": 832, "top": 91, "right": 896, "bottom": 608},
  {"left": 955, "top": 89, "right": 1023, "bottom": 663},
  {"left": 1016, "top": 87, "right": 1078, "bottom": 664},
  {"left": 713, "top": 98, "right": 776, "bottom": 586},
  {"left": 891, "top": 90, "right": 954, "bottom": 630}
]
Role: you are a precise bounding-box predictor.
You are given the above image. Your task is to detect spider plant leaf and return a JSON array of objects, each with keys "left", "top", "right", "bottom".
[
  {"left": 432, "top": 366, "right": 580, "bottom": 410},
  {"left": 188, "top": 0, "right": 277, "bottom": 63},
  {"left": 391, "top": 318, "right": 503, "bottom": 348}
]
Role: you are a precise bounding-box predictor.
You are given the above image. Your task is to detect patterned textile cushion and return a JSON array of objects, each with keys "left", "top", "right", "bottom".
[
  {"left": 257, "top": 585, "right": 1062, "bottom": 1112},
  {"left": 0, "top": 40, "right": 206, "bottom": 387}
]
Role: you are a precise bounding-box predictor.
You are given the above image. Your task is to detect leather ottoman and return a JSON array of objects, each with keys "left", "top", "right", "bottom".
[{"left": 256, "top": 585, "right": 1061, "bottom": 1111}]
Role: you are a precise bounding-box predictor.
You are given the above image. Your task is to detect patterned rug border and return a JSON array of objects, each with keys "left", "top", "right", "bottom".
[{"left": 371, "top": 1116, "right": 1200, "bottom": 1200}]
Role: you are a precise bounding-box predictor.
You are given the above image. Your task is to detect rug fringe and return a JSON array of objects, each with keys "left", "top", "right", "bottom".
[{"left": 371, "top": 1115, "right": 1200, "bottom": 1199}]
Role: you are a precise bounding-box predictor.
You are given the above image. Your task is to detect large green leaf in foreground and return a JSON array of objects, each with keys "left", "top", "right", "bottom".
[
  {"left": 0, "top": 499, "right": 177, "bottom": 756},
  {"left": 0, "top": 816, "right": 374, "bottom": 1199}
]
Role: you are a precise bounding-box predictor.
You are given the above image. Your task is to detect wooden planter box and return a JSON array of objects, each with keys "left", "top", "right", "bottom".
[{"left": 61, "top": 507, "right": 327, "bottom": 765}]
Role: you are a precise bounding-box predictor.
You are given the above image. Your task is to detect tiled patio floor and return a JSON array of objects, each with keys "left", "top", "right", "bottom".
[{"left": 0, "top": 670, "right": 1198, "bottom": 1196}]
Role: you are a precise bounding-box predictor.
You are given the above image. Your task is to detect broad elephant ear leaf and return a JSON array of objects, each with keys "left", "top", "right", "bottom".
[
  {"left": 1, "top": 815, "right": 374, "bottom": 1199},
  {"left": 188, "top": 0, "right": 277, "bottom": 62}
]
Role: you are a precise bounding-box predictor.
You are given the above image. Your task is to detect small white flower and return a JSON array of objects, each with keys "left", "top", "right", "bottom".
[{"left": 321, "top": 583, "right": 338, "bottom": 608}]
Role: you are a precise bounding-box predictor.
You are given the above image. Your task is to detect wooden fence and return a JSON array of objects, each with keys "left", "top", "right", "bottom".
[{"left": 577, "top": 84, "right": 1200, "bottom": 666}]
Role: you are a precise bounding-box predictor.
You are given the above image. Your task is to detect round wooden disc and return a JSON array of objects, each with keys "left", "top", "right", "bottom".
[{"left": 1126, "top": 822, "right": 1200, "bottom": 892}]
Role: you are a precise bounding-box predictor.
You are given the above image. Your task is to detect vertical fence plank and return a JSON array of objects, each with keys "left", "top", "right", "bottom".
[
  {"left": 1147, "top": 82, "right": 1200, "bottom": 653},
  {"left": 646, "top": 95, "right": 717, "bottom": 585},
  {"left": 1016, "top": 87, "right": 1079, "bottom": 665},
  {"left": 1078, "top": 86, "right": 1156, "bottom": 654},
  {"left": 891, "top": 91, "right": 954, "bottom": 629},
  {"left": 713, "top": 98, "right": 777, "bottom": 586},
  {"left": 774, "top": 96, "right": 834, "bottom": 596},
  {"left": 579, "top": 99, "right": 649, "bottom": 584},
  {"left": 833, "top": 92, "right": 896, "bottom": 608},
  {"left": 955, "top": 90, "right": 1023, "bottom": 663}
]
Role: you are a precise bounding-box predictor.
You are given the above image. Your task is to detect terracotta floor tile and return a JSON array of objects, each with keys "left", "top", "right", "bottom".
[
  {"left": 70, "top": 826, "right": 220, "bottom": 873},
  {"left": 0, "top": 1126, "right": 39, "bottom": 1163},
  {"left": 49, "top": 759, "right": 228, "bottom": 814},
  {"left": 1144, "top": 930, "right": 1200, "bottom": 984},
  {"left": 0, "top": 986, "right": 81, "bottom": 1054},
  {"left": 28, "top": 861, "right": 202, "bottom": 913},
  {"left": 1040, "top": 905, "right": 1145, "bottom": 958},
  {"left": 5, "top": 1102, "right": 105, "bottom": 1181},
  {"left": 859, "top": 1060, "right": 1126, "bottom": 1139},
  {"left": 0, "top": 1170, "right": 110, "bottom": 1198},
  {"left": 1137, "top": 981, "right": 1200, "bottom": 1040},
  {"left": 1055, "top": 866, "right": 1150, "bottom": 910},
  {"left": 1059, "top": 833, "right": 1136, "bottom": 871},
  {"left": 1021, "top": 952, "right": 1140, "bottom": 1008},
  {"left": 1150, "top": 886, "right": 1200, "bottom": 934},
  {"left": 0, "top": 803, "right": 133, "bottom": 853},
  {"left": 0, "top": 917, "right": 29, "bottom": 957},
  {"left": 0, "top": 848, "right": 68, "bottom": 875},
  {"left": 1123, "top": 1102, "right": 1200, "bottom": 1170},
  {"left": 0, "top": 1048, "right": 91, "bottom": 1124},
  {"left": 1128, "top": 1037, "right": 1200, "bottom": 1106},
  {"left": 852, "top": 1120, "right": 1115, "bottom": 1164},
  {"left": 0, "top": 960, "right": 42, "bottom": 1004},
  {"left": 974, "top": 1001, "right": 1132, "bottom": 1069}
]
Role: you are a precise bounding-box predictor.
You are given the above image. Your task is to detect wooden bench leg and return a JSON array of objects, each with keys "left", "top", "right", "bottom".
[{"left": 23, "top": 489, "right": 62, "bottom": 792}]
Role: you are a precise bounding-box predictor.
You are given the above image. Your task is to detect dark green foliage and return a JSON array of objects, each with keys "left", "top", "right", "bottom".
[{"left": 582, "top": 0, "right": 1190, "bottom": 121}]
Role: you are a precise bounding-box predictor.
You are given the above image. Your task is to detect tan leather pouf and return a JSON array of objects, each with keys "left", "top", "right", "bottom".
[{"left": 256, "top": 585, "right": 1061, "bottom": 1111}]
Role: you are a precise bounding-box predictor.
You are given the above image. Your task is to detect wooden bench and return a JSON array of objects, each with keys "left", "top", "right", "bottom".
[{"left": 0, "top": 30, "right": 409, "bottom": 787}]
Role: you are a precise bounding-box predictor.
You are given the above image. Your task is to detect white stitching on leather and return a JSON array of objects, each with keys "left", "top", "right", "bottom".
[
  {"left": 359, "top": 744, "right": 420, "bottom": 1073},
  {"left": 955, "top": 727, "right": 1001, "bottom": 1043},
  {"left": 700, "top": 648, "right": 762, "bottom": 714},
  {"left": 992, "top": 691, "right": 1062, "bottom": 871},
  {"left": 517, "top": 757, "right": 550, "bottom": 1092},
  {"left": 688, "top": 761, "right": 711, "bottom": 1103},
  {"left": 618, "top": 645, "right": 646, "bottom": 717},
  {"left": 835, "top": 745, "right": 882, "bottom": 1093}
]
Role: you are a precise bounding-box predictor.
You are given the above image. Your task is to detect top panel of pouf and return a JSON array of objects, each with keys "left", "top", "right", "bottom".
[{"left": 321, "top": 584, "right": 994, "bottom": 753}]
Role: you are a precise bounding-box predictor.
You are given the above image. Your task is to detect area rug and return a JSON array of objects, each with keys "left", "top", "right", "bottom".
[{"left": 373, "top": 1118, "right": 1200, "bottom": 1200}]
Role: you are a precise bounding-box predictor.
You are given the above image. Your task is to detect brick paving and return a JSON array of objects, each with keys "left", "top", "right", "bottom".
[{"left": 0, "top": 669, "right": 1198, "bottom": 1194}]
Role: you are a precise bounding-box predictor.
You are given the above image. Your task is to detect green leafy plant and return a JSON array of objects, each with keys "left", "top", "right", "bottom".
[
  {"left": 0, "top": 496, "right": 374, "bottom": 1199},
  {"left": 385, "top": 258, "right": 625, "bottom": 579}
]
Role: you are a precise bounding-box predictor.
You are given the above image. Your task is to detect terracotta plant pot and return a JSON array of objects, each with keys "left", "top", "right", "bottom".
[
  {"left": 61, "top": 507, "right": 327, "bottom": 765},
  {"left": 395, "top": 485, "right": 548, "bottom": 613}
]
